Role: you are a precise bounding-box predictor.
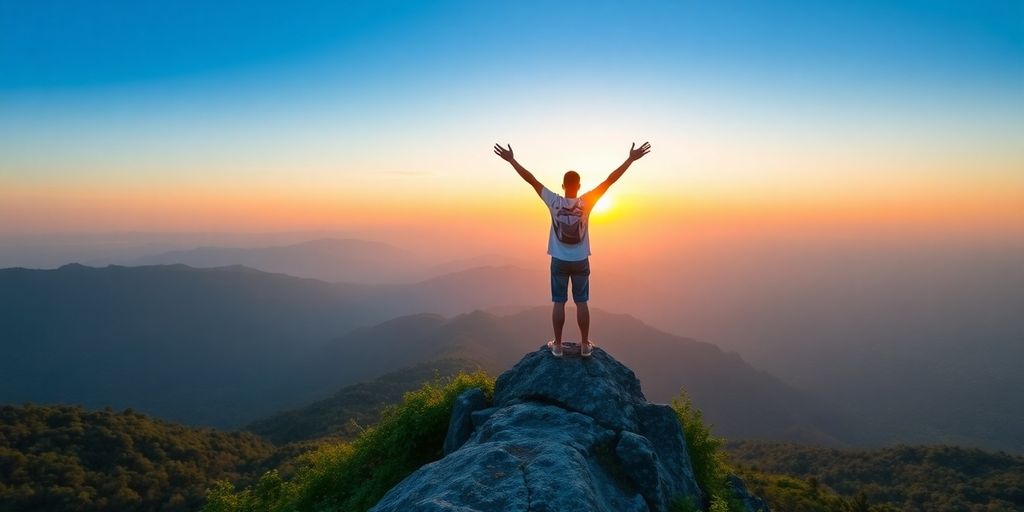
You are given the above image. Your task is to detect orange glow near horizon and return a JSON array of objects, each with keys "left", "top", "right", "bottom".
[{"left": 2, "top": 174, "right": 1021, "bottom": 239}]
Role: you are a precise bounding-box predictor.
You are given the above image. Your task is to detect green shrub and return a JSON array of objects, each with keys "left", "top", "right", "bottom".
[
  {"left": 204, "top": 371, "right": 494, "bottom": 512},
  {"left": 671, "top": 391, "right": 742, "bottom": 512}
]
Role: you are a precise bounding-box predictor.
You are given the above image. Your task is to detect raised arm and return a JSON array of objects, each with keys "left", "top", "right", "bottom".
[
  {"left": 494, "top": 143, "right": 543, "bottom": 196},
  {"left": 583, "top": 141, "right": 651, "bottom": 204}
]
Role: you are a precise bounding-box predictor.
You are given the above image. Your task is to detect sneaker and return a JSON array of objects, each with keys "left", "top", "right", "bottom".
[
  {"left": 581, "top": 341, "right": 594, "bottom": 358},
  {"left": 547, "top": 339, "right": 564, "bottom": 358}
]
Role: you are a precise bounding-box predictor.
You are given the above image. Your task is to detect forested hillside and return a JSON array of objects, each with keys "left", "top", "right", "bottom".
[
  {"left": 0, "top": 404, "right": 274, "bottom": 511},
  {"left": 727, "top": 441, "right": 1024, "bottom": 511}
]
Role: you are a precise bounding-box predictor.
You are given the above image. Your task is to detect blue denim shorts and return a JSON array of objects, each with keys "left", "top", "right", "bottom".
[{"left": 550, "top": 257, "right": 590, "bottom": 303}]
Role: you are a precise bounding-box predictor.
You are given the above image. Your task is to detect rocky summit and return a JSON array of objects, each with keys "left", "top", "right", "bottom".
[{"left": 370, "top": 342, "right": 757, "bottom": 512}]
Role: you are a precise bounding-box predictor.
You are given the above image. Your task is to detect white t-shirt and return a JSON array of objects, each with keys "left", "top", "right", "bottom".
[{"left": 541, "top": 186, "right": 591, "bottom": 261}]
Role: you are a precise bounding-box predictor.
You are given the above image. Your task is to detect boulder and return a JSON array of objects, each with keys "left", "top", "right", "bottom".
[
  {"left": 492, "top": 343, "right": 645, "bottom": 432},
  {"left": 371, "top": 343, "right": 729, "bottom": 511},
  {"left": 443, "top": 387, "right": 489, "bottom": 455}
]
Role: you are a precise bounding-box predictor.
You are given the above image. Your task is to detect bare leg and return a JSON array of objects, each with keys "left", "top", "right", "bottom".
[
  {"left": 577, "top": 301, "right": 590, "bottom": 346},
  {"left": 552, "top": 302, "right": 566, "bottom": 344}
]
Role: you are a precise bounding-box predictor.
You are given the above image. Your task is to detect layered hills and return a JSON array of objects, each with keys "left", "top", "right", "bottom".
[{"left": 0, "top": 263, "right": 851, "bottom": 445}]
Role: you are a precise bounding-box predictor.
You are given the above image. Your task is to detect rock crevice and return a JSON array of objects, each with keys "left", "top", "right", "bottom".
[{"left": 518, "top": 455, "right": 532, "bottom": 511}]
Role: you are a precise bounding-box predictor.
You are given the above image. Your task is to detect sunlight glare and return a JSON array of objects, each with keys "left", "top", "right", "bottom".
[{"left": 592, "top": 195, "right": 613, "bottom": 215}]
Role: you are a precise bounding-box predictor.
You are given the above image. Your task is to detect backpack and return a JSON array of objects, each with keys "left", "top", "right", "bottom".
[{"left": 553, "top": 200, "right": 586, "bottom": 244}]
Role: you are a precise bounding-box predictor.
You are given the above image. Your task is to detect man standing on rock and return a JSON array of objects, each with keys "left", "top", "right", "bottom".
[{"left": 493, "top": 141, "right": 651, "bottom": 358}]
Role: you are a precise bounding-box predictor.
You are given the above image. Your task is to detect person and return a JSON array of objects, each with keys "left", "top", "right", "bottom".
[{"left": 493, "top": 141, "right": 651, "bottom": 357}]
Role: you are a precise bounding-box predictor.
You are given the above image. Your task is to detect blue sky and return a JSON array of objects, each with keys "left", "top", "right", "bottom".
[
  {"left": 3, "top": 1, "right": 1020, "bottom": 91},
  {"left": 1, "top": 0, "right": 1022, "bottom": 233}
]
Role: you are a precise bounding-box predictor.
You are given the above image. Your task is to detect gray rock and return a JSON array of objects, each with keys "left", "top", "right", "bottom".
[
  {"left": 493, "top": 344, "right": 646, "bottom": 432},
  {"left": 371, "top": 346, "right": 731, "bottom": 512},
  {"left": 521, "top": 442, "right": 647, "bottom": 512},
  {"left": 468, "top": 403, "right": 616, "bottom": 449},
  {"left": 616, "top": 431, "right": 666, "bottom": 509},
  {"left": 636, "top": 403, "right": 703, "bottom": 501},
  {"left": 443, "top": 388, "right": 489, "bottom": 455},
  {"left": 370, "top": 444, "right": 529, "bottom": 512},
  {"left": 470, "top": 407, "right": 498, "bottom": 428}
]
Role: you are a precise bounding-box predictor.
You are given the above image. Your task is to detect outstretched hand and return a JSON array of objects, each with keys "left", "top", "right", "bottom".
[
  {"left": 628, "top": 141, "right": 651, "bottom": 161},
  {"left": 493, "top": 143, "right": 514, "bottom": 162}
]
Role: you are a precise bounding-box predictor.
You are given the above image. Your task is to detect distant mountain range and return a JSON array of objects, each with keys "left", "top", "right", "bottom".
[
  {"left": 130, "top": 237, "right": 533, "bottom": 284},
  {"left": 131, "top": 238, "right": 420, "bottom": 283},
  {"left": 0, "top": 263, "right": 368, "bottom": 427},
  {"left": 0, "top": 263, "right": 853, "bottom": 445},
  {"left": 0, "top": 261, "right": 529, "bottom": 428}
]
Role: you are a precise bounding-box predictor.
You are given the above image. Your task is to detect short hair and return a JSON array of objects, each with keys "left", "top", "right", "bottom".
[{"left": 563, "top": 171, "right": 580, "bottom": 186}]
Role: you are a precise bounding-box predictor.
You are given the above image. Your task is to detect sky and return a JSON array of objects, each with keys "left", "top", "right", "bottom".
[{"left": 1, "top": 0, "right": 1022, "bottom": 242}]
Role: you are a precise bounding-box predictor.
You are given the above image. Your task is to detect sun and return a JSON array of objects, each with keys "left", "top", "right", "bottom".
[{"left": 591, "top": 195, "right": 613, "bottom": 215}]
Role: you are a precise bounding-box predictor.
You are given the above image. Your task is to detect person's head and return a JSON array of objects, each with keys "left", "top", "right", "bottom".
[{"left": 562, "top": 170, "right": 581, "bottom": 197}]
